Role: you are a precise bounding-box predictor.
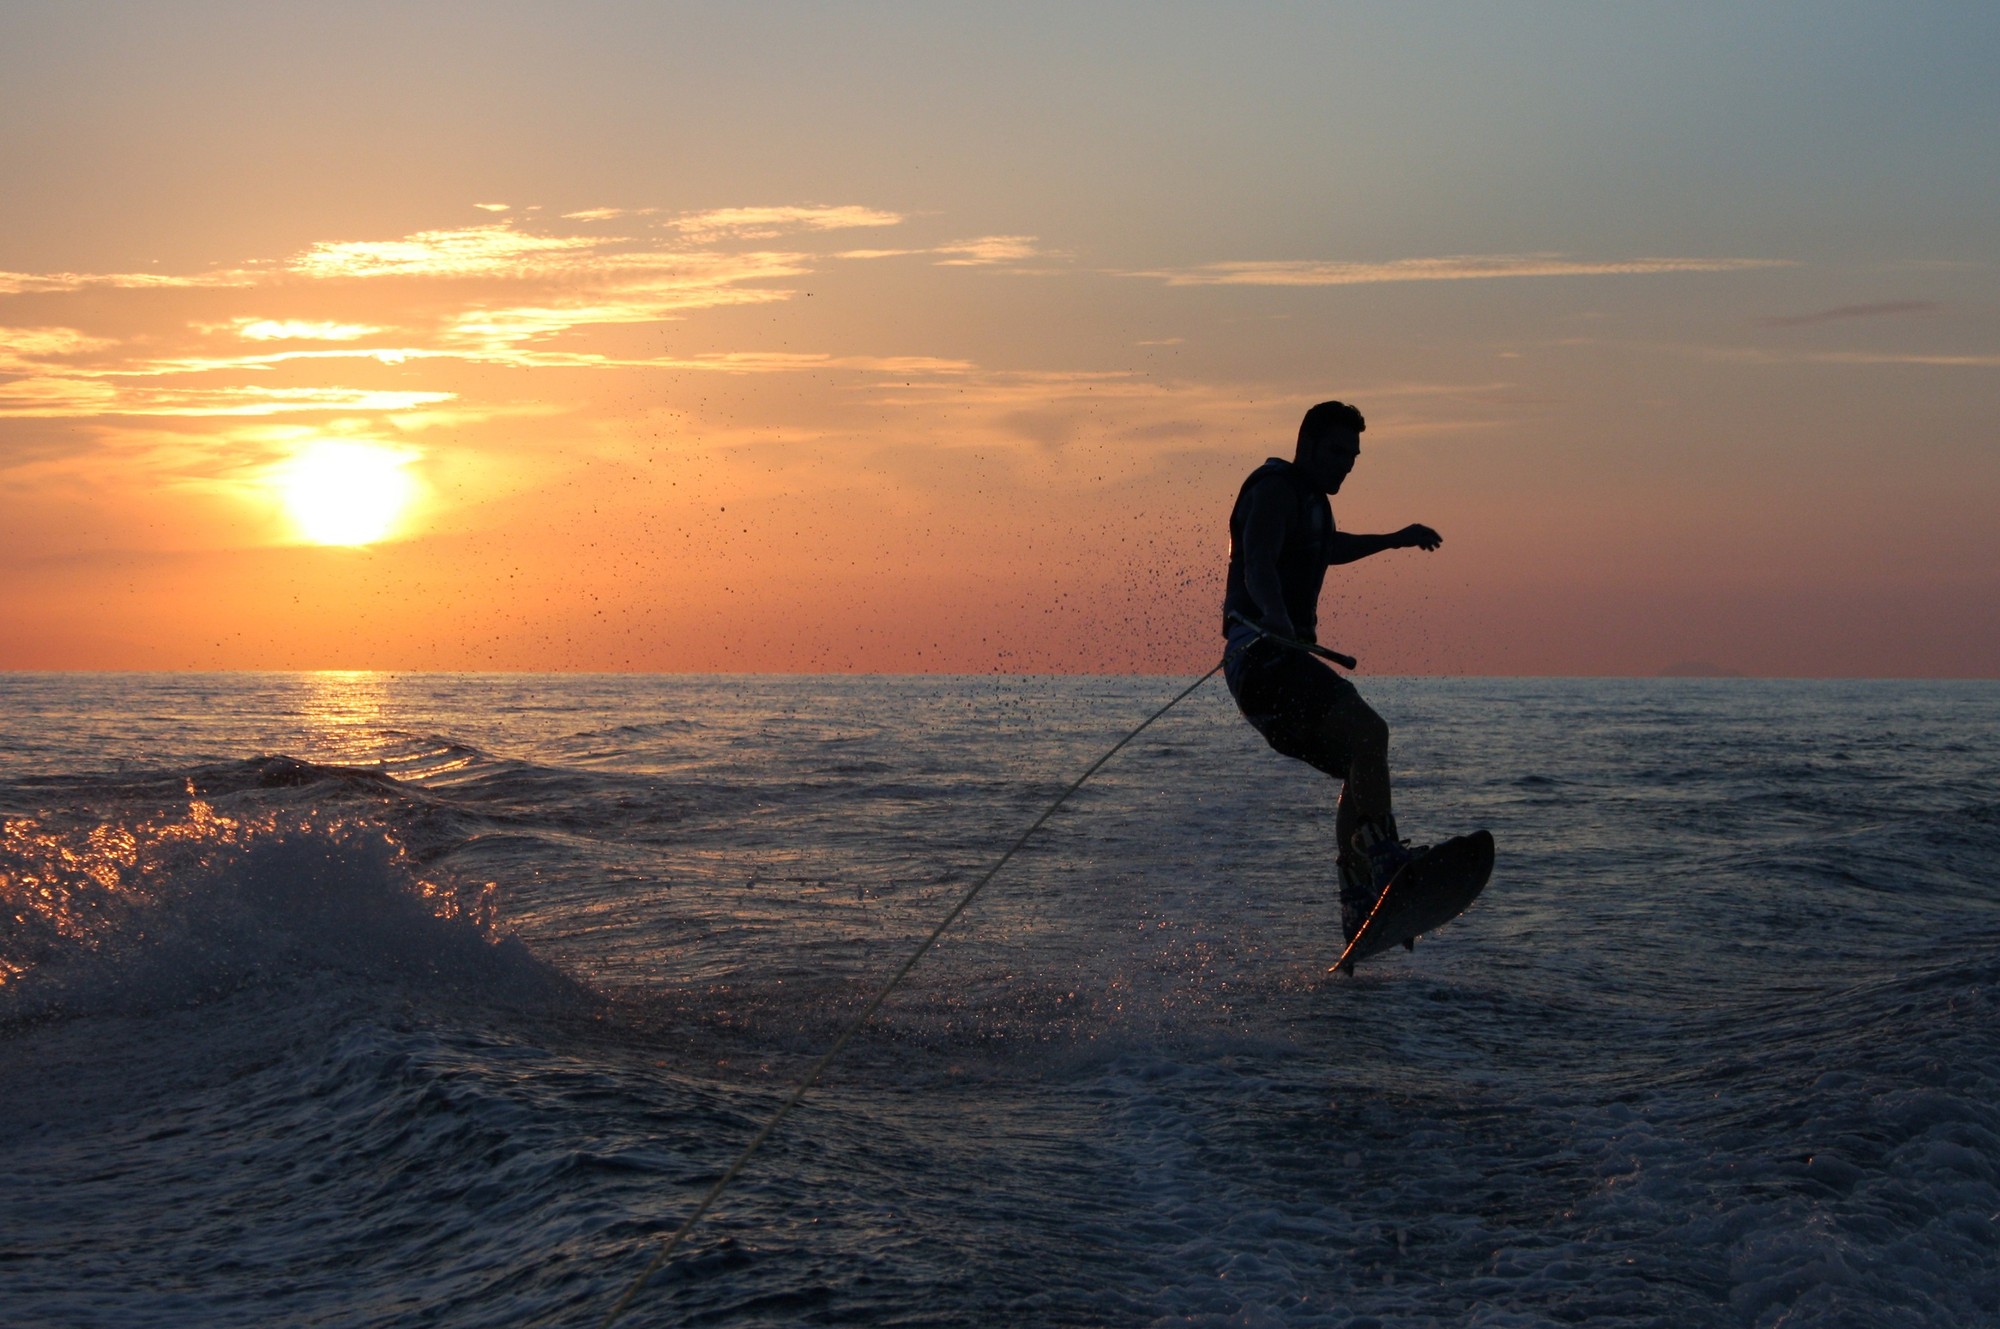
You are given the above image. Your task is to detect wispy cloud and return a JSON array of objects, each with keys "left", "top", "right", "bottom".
[
  {"left": 0, "top": 380, "right": 456, "bottom": 419},
  {"left": 0, "top": 268, "right": 257, "bottom": 295},
  {"left": 1129, "top": 253, "right": 1791, "bottom": 287},
  {"left": 1832, "top": 352, "right": 2000, "bottom": 364},
  {"left": 1684, "top": 344, "right": 2000, "bottom": 369},
  {"left": 934, "top": 235, "right": 1045, "bottom": 266},
  {"left": 92, "top": 347, "right": 436, "bottom": 376},
  {"left": 435, "top": 249, "right": 818, "bottom": 359},
  {"left": 834, "top": 235, "right": 1054, "bottom": 267},
  {"left": 591, "top": 351, "right": 972, "bottom": 375},
  {"left": 1758, "top": 300, "right": 1937, "bottom": 327},
  {"left": 1796, "top": 351, "right": 2000, "bottom": 367},
  {"left": 667, "top": 205, "right": 905, "bottom": 240},
  {"left": 1, "top": 326, "right": 119, "bottom": 367},
  {"left": 562, "top": 207, "right": 653, "bottom": 222},
  {"left": 144, "top": 387, "right": 459, "bottom": 416},
  {"left": 234, "top": 319, "right": 384, "bottom": 341},
  {"left": 291, "top": 225, "right": 606, "bottom": 279},
  {"left": 0, "top": 205, "right": 995, "bottom": 420}
]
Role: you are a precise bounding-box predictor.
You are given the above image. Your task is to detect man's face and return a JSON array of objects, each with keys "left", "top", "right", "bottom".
[{"left": 1302, "top": 430, "right": 1361, "bottom": 494}]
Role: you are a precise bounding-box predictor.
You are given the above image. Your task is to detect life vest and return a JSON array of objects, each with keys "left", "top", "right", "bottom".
[{"left": 1222, "top": 458, "right": 1333, "bottom": 641}]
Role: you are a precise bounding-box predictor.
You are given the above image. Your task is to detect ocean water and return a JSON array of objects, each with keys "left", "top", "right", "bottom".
[{"left": 2, "top": 671, "right": 1997, "bottom": 1328}]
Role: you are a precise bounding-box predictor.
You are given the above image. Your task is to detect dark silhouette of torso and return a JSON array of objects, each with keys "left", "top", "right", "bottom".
[{"left": 1223, "top": 459, "right": 1334, "bottom": 643}]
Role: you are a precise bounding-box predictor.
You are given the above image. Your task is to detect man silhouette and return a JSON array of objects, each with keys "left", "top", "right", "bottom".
[{"left": 1222, "top": 400, "right": 1441, "bottom": 941}]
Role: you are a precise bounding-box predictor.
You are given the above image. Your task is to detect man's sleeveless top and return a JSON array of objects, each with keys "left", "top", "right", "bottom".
[{"left": 1222, "top": 458, "right": 1333, "bottom": 642}]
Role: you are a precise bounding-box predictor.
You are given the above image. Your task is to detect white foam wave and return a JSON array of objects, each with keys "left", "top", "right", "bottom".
[{"left": 1, "top": 782, "right": 580, "bottom": 1025}]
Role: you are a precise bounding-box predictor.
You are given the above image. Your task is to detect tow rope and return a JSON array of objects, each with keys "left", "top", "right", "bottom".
[{"left": 600, "top": 627, "right": 1350, "bottom": 1326}]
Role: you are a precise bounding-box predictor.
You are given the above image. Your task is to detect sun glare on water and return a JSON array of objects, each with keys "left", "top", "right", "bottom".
[{"left": 274, "top": 441, "right": 419, "bottom": 546}]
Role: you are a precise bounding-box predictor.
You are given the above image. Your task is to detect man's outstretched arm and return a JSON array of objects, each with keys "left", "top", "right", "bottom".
[{"left": 1325, "top": 524, "right": 1442, "bottom": 565}]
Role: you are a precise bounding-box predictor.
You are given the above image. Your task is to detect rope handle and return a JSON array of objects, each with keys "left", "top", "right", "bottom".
[{"left": 1225, "top": 611, "right": 1357, "bottom": 670}]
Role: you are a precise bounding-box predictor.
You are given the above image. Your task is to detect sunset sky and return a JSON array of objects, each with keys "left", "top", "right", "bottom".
[{"left": 3, "top": 2, "right": 1995, "bottom": 675}]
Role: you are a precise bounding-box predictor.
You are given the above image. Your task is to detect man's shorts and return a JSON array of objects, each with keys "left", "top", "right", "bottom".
[{"left": 1224, "top": 637, "right": 1376, "bottom": 779}]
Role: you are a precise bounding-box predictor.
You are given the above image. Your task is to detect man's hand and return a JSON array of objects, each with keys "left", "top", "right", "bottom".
[{"left": 1396, "top": 523, "right": 1442, "bottom": 552}]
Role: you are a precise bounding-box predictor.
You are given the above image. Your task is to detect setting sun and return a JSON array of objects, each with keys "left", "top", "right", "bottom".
[{"left": 273, "top": 441, "right": 418, "bottom": 547}]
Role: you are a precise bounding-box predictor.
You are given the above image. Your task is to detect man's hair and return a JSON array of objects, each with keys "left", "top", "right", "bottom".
[{"left": 1298, "top": 400, "right": 1365, "bottom": 451}]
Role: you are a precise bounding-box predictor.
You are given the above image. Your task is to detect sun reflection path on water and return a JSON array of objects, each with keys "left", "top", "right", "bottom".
[
  {"left": 297, "top": 671, "right": 393, "bottom": 757},
  {"left": 292, "top": 672, "right": 493, "bottom": 789}
]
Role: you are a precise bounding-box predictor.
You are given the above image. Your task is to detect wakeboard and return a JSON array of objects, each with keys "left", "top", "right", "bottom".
[{"left": 1330, "top": 829, "right": 1494, "bottom": 975}]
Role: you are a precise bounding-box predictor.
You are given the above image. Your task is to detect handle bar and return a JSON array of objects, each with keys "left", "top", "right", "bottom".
[{"left": 1226, "top": 612, "right": 1358, "bottom": 670}]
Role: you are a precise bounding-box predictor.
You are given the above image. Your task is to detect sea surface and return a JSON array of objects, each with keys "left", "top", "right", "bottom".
[{"left": 2, "top": 672, "right": 1997, "bottom": 1328}]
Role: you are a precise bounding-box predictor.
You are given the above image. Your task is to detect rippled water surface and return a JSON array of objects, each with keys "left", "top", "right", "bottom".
[{"left": 3, "top": 672, "right": 1997, "bottom": 1327}]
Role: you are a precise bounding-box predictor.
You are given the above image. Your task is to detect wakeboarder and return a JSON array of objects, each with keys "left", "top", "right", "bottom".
[{"left": 1222, "top": 400, "right": 1444, "bottom": 943}]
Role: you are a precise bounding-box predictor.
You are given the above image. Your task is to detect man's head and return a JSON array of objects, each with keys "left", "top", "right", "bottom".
[{"left": 1295, "top": 400, "right": 1365, "bottom": 494}]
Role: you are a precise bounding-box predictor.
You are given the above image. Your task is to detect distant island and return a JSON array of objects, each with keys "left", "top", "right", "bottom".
[{"left": 1659, "top": 660, "right": 1746, "bottom": 678}]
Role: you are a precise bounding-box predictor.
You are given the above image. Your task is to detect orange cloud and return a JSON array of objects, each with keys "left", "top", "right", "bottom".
[
  {"left": 933, "top": 235, "right": 1047, "bottom": 266},
  {"left": 835, "top": 235, "right": 1055, "bottom": 267},
  {"left": 1, "top": 385, "right": 455, "bottom": 419},
  {"left": 0, "top": 268, "right": 257, "bottom": 294},
  {"left": 0, "top": 210, "right": 954, "bottom": 420},
  {"left": 234, "top": 319, "right": 385, "bottom": 341},
  {"left": 666, "top": 204, "right": 904, "bottom": 239},
  {"left": 561, "top": 207, "right": 654, "bottom": 221},
  {"left": 290, "top": 225, "right": 606, "bottom": 280},
  {"left": 0, "top": 326, "right": 120, "bottom": 369}
]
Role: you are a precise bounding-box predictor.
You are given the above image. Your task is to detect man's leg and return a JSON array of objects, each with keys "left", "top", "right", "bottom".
[
  {"left": 1322, "top": 697, "right": 1402, "bottom": 939},
  {"left": 1333, "top": 702, "right": 1391, "bottom": 858},
  {"left": 1226, "top": 649, "right": 1399, "bottom": 940}
]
